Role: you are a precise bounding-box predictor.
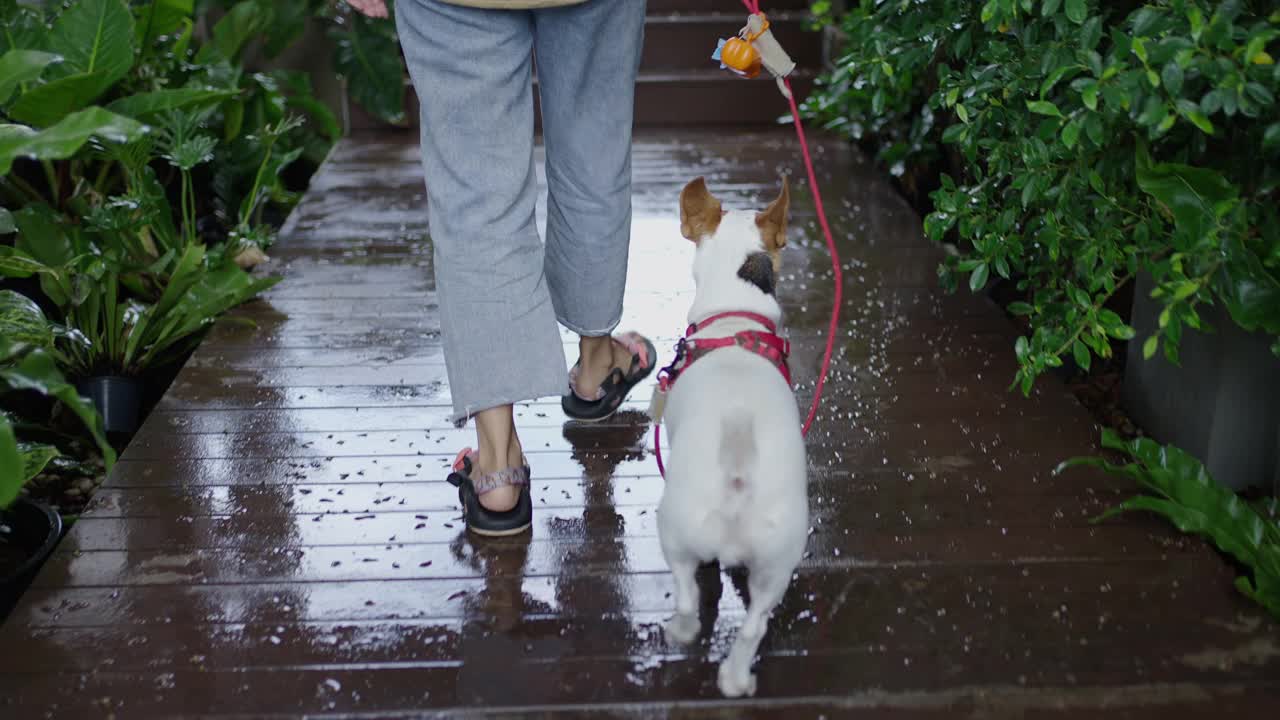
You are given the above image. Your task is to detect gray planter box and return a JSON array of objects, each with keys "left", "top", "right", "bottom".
[{"left": 1124, "top": 274, "right": 1280, "bottom": 494}]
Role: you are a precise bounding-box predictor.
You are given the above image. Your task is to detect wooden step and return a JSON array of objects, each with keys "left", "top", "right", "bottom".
[{"left": 640, "top": 12, "right": 822, "bottom": 72}]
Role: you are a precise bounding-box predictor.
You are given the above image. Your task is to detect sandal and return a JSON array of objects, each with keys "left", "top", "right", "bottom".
[
  {"left": 446, "top": 449, "right": 533, "bottom": 537},
  {"left": 562, "top": 331, "right": 658, "bottom": 422}
]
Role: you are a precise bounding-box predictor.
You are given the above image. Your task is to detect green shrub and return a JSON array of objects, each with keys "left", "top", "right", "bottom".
[{"left": 806, "top": 0, "right": 1279, "bottom": 393}]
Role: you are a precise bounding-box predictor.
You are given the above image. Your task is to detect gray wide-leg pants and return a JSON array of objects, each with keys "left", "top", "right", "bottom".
[{"left": 395, "top": 0, "right": 646, "bottom": 425}]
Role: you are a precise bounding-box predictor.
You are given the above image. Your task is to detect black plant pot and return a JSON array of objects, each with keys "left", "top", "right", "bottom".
[
  {"left": 0, "top": 498, "right": 64, "bottom": 620},
  {"left": 78, "top": 376, "right": 144, "bottom": 435}
]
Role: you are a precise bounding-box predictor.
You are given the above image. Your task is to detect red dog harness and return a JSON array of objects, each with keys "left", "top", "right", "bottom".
[{"left": 656, "top": 311, "right": 791, "bottom": 393}]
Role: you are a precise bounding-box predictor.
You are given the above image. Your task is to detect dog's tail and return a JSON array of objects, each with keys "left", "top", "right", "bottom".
[{"left": 718, "top": 412, "right": 757, "bottom": 495}]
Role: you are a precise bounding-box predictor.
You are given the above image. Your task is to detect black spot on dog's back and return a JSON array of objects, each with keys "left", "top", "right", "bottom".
[{"left": 737, "top": 252, "right": 776, "bottom": 295}]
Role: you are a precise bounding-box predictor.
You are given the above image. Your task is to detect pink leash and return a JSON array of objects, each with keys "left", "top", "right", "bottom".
[{"left": 654, "top": 0, "right": 843, "bottom": 476}]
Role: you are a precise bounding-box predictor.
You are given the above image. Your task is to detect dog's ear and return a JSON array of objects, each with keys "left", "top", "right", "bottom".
[
  {"left": 680, "top": 176, "right": 722, "bottom": 242},
  {"left": 755, "top": 175, "right": 790, "bottom": 263}
]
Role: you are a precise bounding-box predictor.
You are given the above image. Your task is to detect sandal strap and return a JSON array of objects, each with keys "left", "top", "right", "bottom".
[
  {"left": 614, "top": 331, "right": 653, "bottom": 374},
  {"left": 448, "top": 447, "right": 529, "bottom": 496},
  {"left": 472, "top": 465, "right": 529, "bottom": 496}
]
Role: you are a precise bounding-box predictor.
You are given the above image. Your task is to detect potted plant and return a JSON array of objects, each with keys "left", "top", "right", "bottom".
[
  {"left": 3, "top": 228, "right": 281, "bottom": 434},
  {"left": 0, "top": 325, "right": 115, "bottom": 617}
]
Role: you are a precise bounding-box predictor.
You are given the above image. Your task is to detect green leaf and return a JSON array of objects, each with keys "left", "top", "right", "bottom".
[
  {"left": 1131, "top": 37, "right": 1148, "bottom": 64},
  {"left": 0, "top": 290, "right": 54, "bottom": 350},
  {"left": 1161, "top": 62, "right": 1184, "bottom": 96},
  {"left": 1061, "top": 119, "right": 1081, "bottom": 148},
  {"left": 0, "top": 50, "right": 63, "bottom": 106},
  {"left": 262, "top": 0, "right": 309, "bottom": 58},
  {"left": 330, "top": 14, "right": 406, "bottom": 125},
  {"left": 1008, "top": 301, "right": 1034, "bottom": 316},
  {"left": 1042, "top": 0, "right": 1062, "bottom": 16},
  {"left": 1079, "top": 16, "right": 1102, "bottom": 50},
  {"left": 0, "top": 107, "right": 146, "bottom": 175},
  {"left": 6, "top": 71, "right": 114, "bottom": 127},
  {"left": 0, "top": 419, "right": 22, "bottom": 509},
  {"left": 1015, "top": 335, "right": 1030, "bottom": 361},
  {"left": 956, "top": 103, "right": 969, "bottom": 123},
  {"left": 48, "top": 0, "right": 135, "bottom": 85},
  {"left": 137, "top": 0, "right": 194, "bottom": 50},
  {"left": 197, "top": 0, "right": 272, "bottom": 64},
  {"left": 0, "top": 209, "right": 13, "bottom": 235},
  {"left": 1265, "top": 123, "right": 1280, "bottom": 149},
  {"left": 19, "top": 443, "right": 59, "bottom": 486},
  {"left": 941, "top": 123, "right": 968, "bottom": 144},
  {"left": 1143, "top": 334, "right": 1159, "bottom": 359},
  {"left": 969, "top": 262, "right": 990, "bottom": 292},
  {"left": 1183, "top": 109, "right": 1215, "bottom": 135},
  {"left": 1219, "top": 240, "right": 1280, "bottom": 335},
  {"left": 1026, "top": 100, "right": 1063, "bottom": 118},
  {"left": 1135, "top": 150, "right": 1238, "bottom": 246},
  {"left": 0, "top": 247, "right": 53, "bottom": 279},
  {"left": 1072, "top": 339, "right": 1091, "bottom": 370},
  {"left": 106, "top": 88, "right": 237, "bottom": 119},
  {"left": 1082, "top": 82, "right": 1098, "bottom": 110},
  {"left": 1065, "top": 0, "right": 1087, "bottom": 24}
]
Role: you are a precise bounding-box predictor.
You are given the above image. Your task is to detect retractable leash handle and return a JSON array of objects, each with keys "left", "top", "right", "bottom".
[{"left": 711, "top": 12, "right": 798, "bottom": 98}]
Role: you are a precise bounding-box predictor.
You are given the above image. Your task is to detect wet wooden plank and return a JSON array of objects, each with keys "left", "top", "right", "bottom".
[
  {"left": 6, "top": 569, "right": 1272, "bottom": 675},
  {"left": 6, "top": 555, "right": 1240, "bottom": 628},
  {"left": 1, "top": 655, "right": 1275, "bottom": 717}
]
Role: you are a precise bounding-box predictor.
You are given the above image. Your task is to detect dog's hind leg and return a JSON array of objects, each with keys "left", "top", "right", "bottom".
[
  {"left": 717, "top": 569, "right": 790, "bottom": 697},
  {"left": 662, "top": 553, "right": 702, "bottom": 644}
]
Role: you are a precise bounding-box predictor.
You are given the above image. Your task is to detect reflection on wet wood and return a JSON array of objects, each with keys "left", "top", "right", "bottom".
[{"left": 1, "top": 128, "right": 1277, "bottom": 717}]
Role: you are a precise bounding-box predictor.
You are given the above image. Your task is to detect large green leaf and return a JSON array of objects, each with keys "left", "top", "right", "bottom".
[
  {"left": 19, "top": 442, "right": 59, "bottom": 486},
  {"left": 0, "top": 49, "right": 63, "bottom": 106},
  {"left": 0, "top": 348, "right": 116, "bottom": 469},
  {"left": 12, "top": 204, "right": 76, "bottom": 270},
  {"left": 1135, "top": 147, "right": 1238, "bottom": 248},
  {"left": 136, "top": 0, "right": 193, "bottom": 50},
  {"left": 330, "top": 13, "right": 405, "bottom": 125},
  {"left": 261, "top": 0, "right": 310, "bottom": 59},
  {"left": 0, "top": 246, "right": 51, "bottom": 280},
  {"left": 196, "top": 0, "right": 272, "bottom": 64},
  {"left": 48, "top": 0, "right": 135, "bottom": 85},
  {"left": 0, "top": 418, "right": 22, "bottom": 509},
  {"left": 106, "top": 87, "right": 237, "bottom": 119},
  {"left": 6, "top": 71, "right": 115, "bottom": 127},
  {"left": 0, "top": 107, "right": 146, "bottom": 175},
  {"left": 1218, "top": 239, "right": 1280, "bottom": 335},
  {"left": 0, "top": 290, "right": 55, "bottom": 350},
  {"left": 0, "top": 2, "right": 48, "bottom": 55}
]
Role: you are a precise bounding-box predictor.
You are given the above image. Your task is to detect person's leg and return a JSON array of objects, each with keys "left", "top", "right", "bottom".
[
  {"left": 397, "top": 0, "right": 564, "bottom": 511},
  {"left": 533, "top": 0, "right": 648, "bottom": 399}
]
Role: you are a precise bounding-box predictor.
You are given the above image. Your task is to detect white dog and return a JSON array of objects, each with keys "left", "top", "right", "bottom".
[{"left": 654, "top": 176, "right": 809, "bottom": 697}]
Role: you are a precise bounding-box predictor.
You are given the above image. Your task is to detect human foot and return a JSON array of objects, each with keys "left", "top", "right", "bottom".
[
  {"left": 446, "top": 451, "right": 532, "bottom": 537},
  {"left": 562, "top": 332, "right": 657, "bottom": 422},
  {"left": 573, "top": 335, "right": 641, "bottom": 400}
]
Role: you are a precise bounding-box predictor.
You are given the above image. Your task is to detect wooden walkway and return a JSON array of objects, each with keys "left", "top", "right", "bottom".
[{"left": 2, "top": 130, "right": 1278, "bottom": 717}]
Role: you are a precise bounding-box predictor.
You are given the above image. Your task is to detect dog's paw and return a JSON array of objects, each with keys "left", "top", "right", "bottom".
[
  {"left": 663, "top": 613, "right": 700, "bottom": 644},
  {"left": 717, "top": 660, "right": 757, "bottom": 697}
]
